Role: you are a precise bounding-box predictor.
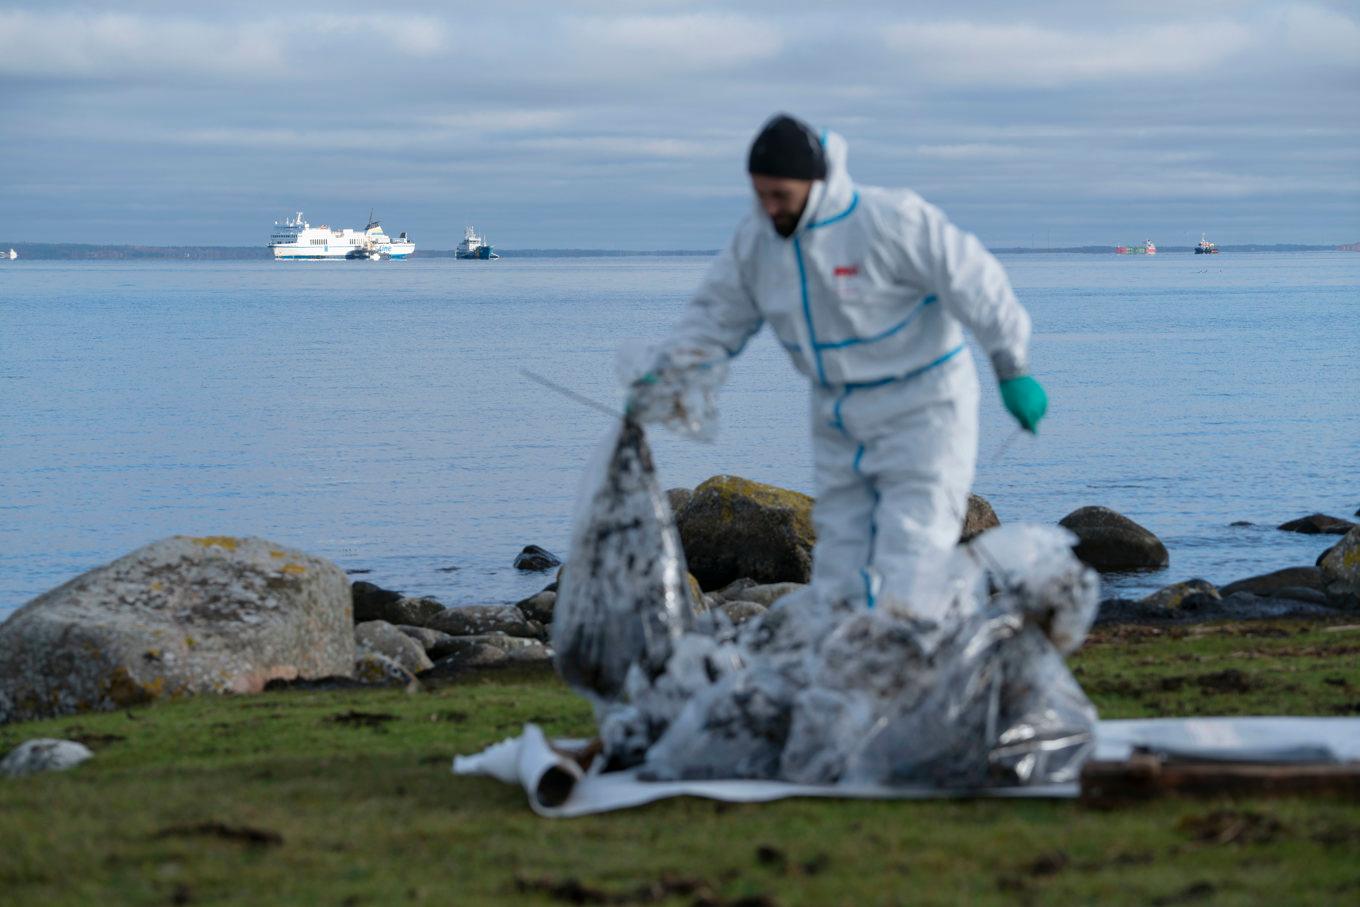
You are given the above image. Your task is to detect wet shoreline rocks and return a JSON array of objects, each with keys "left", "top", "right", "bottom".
[
  {"left": 1058, "top": 506, "right": 1169, "bottom": 571},
  {"left": 2, "top": 484, "right": 1355, "bottom": 725}
]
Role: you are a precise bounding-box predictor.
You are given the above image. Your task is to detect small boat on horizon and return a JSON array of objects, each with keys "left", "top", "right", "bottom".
[
  {"left": 5, "top": 248, "right": 15, "bottom": 261},
  {"left": 455, "top": 226, "right": 498, "bottom": 260},
  {"left": 1195, "top": 234, "right": 1220, "bottom": 254},
  {"left": 1115, "top": 240, "right": 1156, "bottom": 255}
]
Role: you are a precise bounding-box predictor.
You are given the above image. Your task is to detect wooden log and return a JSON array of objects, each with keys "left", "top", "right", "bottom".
[{"left": 1081, "top": 754, "right": 1360, "bottom": 805}]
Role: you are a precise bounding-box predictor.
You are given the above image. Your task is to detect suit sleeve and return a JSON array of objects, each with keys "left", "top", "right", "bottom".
[
  {"left": 663, "top": 232, "right": 763, "bottom": 362},
  {"left": 899, "top": 199, "right": 1032, "bottom": 380}
]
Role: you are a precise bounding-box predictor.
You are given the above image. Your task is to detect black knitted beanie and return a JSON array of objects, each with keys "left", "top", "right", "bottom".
[{"left": 747, "top": 113, "right": 826, "bottom": 180}]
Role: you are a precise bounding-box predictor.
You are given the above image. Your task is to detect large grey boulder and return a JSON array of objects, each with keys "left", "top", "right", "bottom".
[
  {"left": 1, "top": 739, "right": 94, "bottom": 777},
  {"left": 354, "top": 621, "right": 434, "bottom": 674},
  {"left": 1058, "top": 507, "right": 1169, "bottom": 571},
  {"left": 0, "top": 536, "right": 353, "bottom": 725},
  {"left": 678, "top": 475, "right": 816, "bottom": 590},
  {"left": 425, "top": 605, "right": 541, "bottom": 639}
]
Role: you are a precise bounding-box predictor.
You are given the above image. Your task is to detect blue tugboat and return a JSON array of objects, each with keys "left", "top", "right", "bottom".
[
  {"left": 455, "top": 226, "right": 498, "bottom": 260},
  {"left": 1194, "top": 233, "right": 1220, "bottom": 254}
]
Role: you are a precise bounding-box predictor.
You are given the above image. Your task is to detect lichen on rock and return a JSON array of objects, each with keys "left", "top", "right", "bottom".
[
  {"left": 0, "top": 536, "right": 353, "bottom": 725},
  {"left": 678, "top": 475, "right": 816, "bottom": 590}
]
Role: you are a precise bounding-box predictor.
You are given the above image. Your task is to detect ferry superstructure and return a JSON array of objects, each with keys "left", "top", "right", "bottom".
[{"left": 269, "top": 212, "right": 414, "bottom": 260}]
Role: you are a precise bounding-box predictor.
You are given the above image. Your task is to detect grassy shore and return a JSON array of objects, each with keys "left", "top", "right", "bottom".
[{"left": 2, "top": 618, "right": 1358, "bottom": 906}]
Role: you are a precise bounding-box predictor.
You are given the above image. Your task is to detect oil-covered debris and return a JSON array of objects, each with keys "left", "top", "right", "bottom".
[
  {"left": 556, "top": 416, "right": 1100, "bottom": 789},
  {"left": 552, "top": 418, "right": 695, "bottom": 705}
]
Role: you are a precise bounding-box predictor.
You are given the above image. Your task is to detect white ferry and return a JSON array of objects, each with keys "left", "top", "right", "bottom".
[
  {"left": 269, "top": 212, "right": 414, "bottom": 260},
  {"left": 4, "top": 249, "right": 15, "bottom": 261}
]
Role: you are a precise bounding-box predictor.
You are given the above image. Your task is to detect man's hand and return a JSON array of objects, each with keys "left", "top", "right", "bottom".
[
  {"left": 999, "top": 376, "right": 1048, "bottom": 434},
  {"left": 624, "top": 372, "right": 660, "bottom": 417}
]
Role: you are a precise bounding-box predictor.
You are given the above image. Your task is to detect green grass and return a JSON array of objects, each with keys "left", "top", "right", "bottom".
[{"left": 1, "top": 619, "right": 1358, "bottom": 906}]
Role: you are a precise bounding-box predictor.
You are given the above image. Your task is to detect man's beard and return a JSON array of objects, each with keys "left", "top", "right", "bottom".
[{"left": 772, "top": 214, "right": 799, "bottom": 237}]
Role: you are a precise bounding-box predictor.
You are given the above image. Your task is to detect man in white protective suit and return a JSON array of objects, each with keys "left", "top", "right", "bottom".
[{"left": 631, "top": 113, "right": 1048, "bottom": 620}]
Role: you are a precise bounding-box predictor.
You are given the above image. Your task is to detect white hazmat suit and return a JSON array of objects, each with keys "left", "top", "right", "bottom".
[{"left": 645, "top": 130, "right": 1032, "bottom": 620}]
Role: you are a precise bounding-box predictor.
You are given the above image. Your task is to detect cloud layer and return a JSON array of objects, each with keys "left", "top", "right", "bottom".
[{"left": 1, "top": 1, "right": 1357, "bottom": 247}]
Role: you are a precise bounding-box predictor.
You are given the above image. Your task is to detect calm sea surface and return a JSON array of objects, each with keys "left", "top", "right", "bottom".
[{"left": 1, "top": 253, "right": 1356, "bottom": 617}]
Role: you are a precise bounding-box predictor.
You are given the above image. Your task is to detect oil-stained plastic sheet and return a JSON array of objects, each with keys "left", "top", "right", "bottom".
[{"left": 453, "top": 718, "right": 1360, "bottom": 817}]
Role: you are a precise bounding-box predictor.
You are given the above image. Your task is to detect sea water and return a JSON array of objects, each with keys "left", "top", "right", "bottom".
[{"left": 1, "top": 253, "right": 1356, "bottom": 617}]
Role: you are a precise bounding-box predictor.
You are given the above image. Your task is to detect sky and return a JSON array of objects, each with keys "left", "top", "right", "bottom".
[{"left": 1, "top": 1, "right": 1357, "bottom": 249}]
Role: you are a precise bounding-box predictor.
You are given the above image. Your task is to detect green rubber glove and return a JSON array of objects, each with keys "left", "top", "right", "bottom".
[
  {"left": 999, "top": 375, "right": 1048, "bottom": 434},
  {"left": 624, "top": 371, "right": 661, "bottom": 417}
]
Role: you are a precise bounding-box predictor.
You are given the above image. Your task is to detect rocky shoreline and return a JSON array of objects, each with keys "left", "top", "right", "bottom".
[{"left": 1, "top": 474, "right": 1357, "bottom": 738}]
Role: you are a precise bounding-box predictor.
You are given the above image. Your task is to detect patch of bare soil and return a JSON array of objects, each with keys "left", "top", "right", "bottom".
[
  {"left": 154, "top": 822, "right": 283, "bottom": 847},
  {"left": 513, "top": 873, "right": 778, "bottom": 906},
  {"left": 326, "top": 710, "right": 397, "bottom": 728},
  {"left": 1178, "top": 809, "right": 1284, "bottom": 845}
]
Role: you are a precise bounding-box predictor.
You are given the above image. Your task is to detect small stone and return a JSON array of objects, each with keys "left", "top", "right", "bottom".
[
  {"left": 422, "top": 634, "right": 552, "bottom": 676},
  {"left": 1320, "top": 528, "right": 1360, "bottom": 581},
  {"left": 425, "top": 605, "right": 541, "bottom": 639},
  {"left": 712, "top": 577, "right": 758, "bottom": 602},
  {"left": 1221, "top": 567, "right": 1326, "bottom": 598},
  {"left": 351, "top": 581, "right": 404, "bottom": 620},
  {"left": 394, "top": 625, "right": 457, "bottom": 654},
  {"left": 1229, "top": 521, "right": 1254, "bottom": 527},
  {"left": 365, "top": 595, "right": 446, "bottom": 627},
  {"left": 354, "top": 621, "right": 434, "bottom": 674},
  {"left": 720, "top": 600, "right": 768, "bottom": 626},
  {"left": 1, "top": 739, "right": 94, "bottom": 777},
  {"left": 1277, "top": 514, "right": 1357, "bottom": 535},
  {"left": 741, "top": 582, "right": 806, "bottom": 608},
  {"left": 667, "top": 488, "right": 693, "bottom": 518},
  {"left": 513, "top": 545, "right": 562, "bottom": 571},
  {"left": 687, "top": 573, "right": 707, "bottom": 613},
  {"left": 1135, "top": 579, "right": 1220, "bottom": 612},
  {"left": 353, "top": 652, "right": 419, "bottom": 688},
  {"left": 515, "top": 590, "right": 557, "bottom": 624},
  {"left": 960, "top": 494, "right": 1000, "bottom": 543},
  {"left": 1269, "top": 587, "right": 1328, "bottom": 605}
]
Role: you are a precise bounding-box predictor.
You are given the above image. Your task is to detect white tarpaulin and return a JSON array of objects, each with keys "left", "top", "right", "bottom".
[{"left": 453, "top": 717, "right": 1360, "bottom": 818}]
